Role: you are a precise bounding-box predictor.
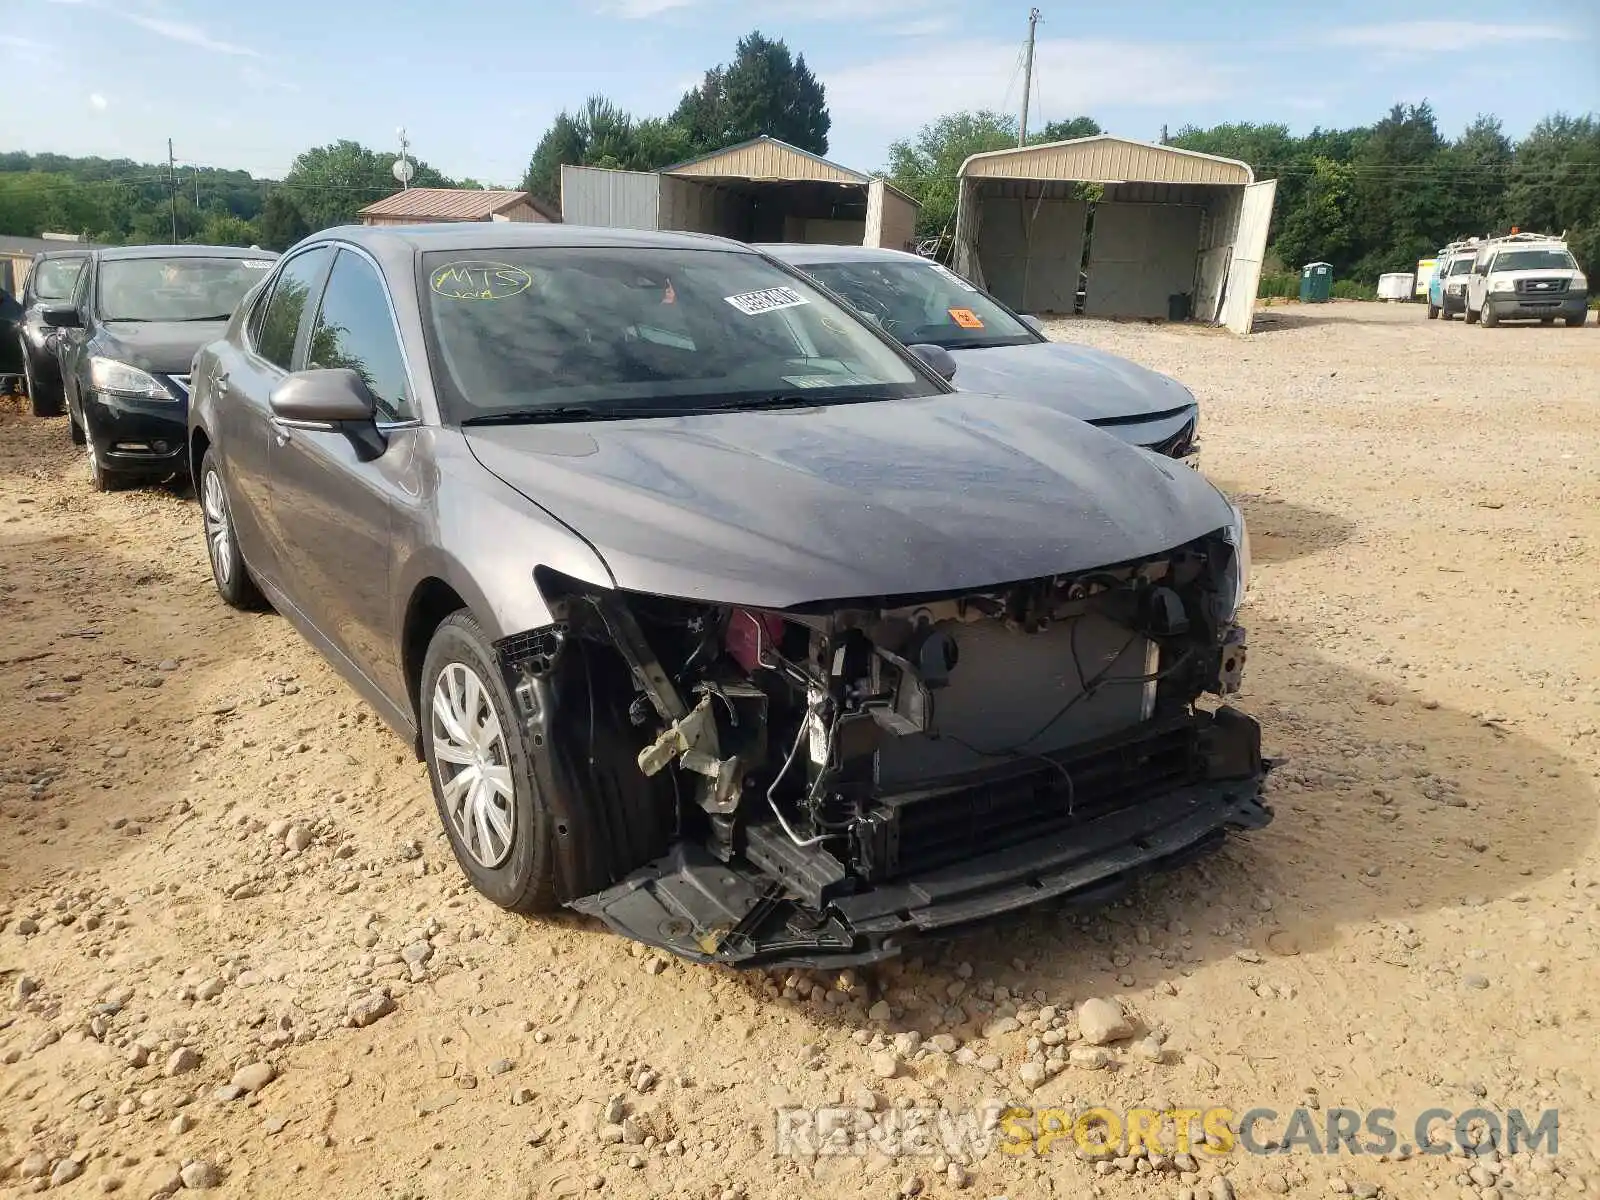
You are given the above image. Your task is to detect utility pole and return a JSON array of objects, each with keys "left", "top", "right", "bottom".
[
  {"left": 1018, "top": 7, "right": 1041, "bottom": 148},
  {"left": 1161, "top": 124, "right": 1169, "bottom": 145},
  {"left": 167, "top": 138, "right": 178, "bottom": 242},
  {"left": 397, "top": 127, "right": 412, "bottom": 190}
]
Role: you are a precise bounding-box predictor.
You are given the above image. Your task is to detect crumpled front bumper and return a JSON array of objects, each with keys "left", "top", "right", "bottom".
[{"left": 571, "top": 708, "right": 1273, "bottom": 969}]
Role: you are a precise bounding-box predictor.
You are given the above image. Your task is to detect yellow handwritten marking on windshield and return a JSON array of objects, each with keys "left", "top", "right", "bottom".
[{"left": 429, "top": 261, "right": 533, "bottom": 301}]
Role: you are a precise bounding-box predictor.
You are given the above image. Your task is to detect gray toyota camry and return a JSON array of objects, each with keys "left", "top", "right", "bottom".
[
  {"left": 759, "top": 243, "right": 1201, "bottom": 460},
  {"left": 188, "top": 222, "right": 1268, "bottom": 967}
]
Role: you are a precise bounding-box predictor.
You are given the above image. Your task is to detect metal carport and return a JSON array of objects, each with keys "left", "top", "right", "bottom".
[
  {"left": 560, "top": 137, "right": 920, "bottom": 251},
  {"left": 951, "top": 136, "right": 1277, "bottom": 334}
]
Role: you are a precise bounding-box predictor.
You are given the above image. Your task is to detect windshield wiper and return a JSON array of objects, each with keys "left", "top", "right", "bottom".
[
  {"left": 461, "top": 405, "right": 669, "bottom": 426},
  {"left": 174, "top": 314, "right": 233, "bottom": 322}
]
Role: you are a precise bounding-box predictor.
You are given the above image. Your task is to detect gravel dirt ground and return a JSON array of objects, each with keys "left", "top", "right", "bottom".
[{"left": 2, "top": 301, "right": 1598, "bottom": 1200}]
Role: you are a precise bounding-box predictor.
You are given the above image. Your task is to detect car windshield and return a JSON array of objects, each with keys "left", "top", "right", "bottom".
[
  {"left": 30, "top": 258, "right": 84, "bottom": 302},
  {"left": 420, "top": 247, "right": 934, "bottom": 422},
  {"left": 1447, "top": 258, "right": 1476, "bottom": 276},
  {"left": 794, "top": 258, "right": 1036, "bottom": 350},
  {"left": 1493, "top": 248, "right": 1577, "bottom": 272},
  {"left": 97, "top": 256, "right": 274, "bottom": 322}
]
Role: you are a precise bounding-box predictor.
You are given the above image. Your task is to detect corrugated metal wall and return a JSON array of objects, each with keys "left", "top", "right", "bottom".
[
  {"left": 1220, "top": 180, "right": 1278, "bottom": 334},
  {"left": 1084, "top": 203, "right": 1204, "bottom": 318},
  {"left": 488, "top": 201, "right": 552, "bottom": 224},
  {"left": 875, "top": 186, "right": 919, "bottom": 252},
  {"left": 977, "top": 197, "right": 1087, "bottom": 314},
  {"left": 667, "top": 141, "right": 861, "bottom": 184},
  {"left": 963, "top": 138, "right": 1252, "bottom": 186},
  {"left": 658, "top": 176, "right": 744, "bottom": 236},
  {"left": 560, "top": 165, "right": 660, "bottom": 229}
]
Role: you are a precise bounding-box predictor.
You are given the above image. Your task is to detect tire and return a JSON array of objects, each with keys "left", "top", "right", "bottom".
[
  {"left": 1465, "top": 303, "right": 1480, "bottom": 325},
  {"left": 83, "top": 423, "right": 121, "bottom": 492},
  {"left": 1567, "top": 312, "right": 1588, "bottom": 328},
  {"left": 198, "top": 449, "right": 265, "bottom": 610},
  {"left": 1427, "top": 303, "right": 1439, "bottom": 320},
  {"left": 1482, "top": 301, "right": 1499, "bottom": 328},
  {"left": 24, "top": 353, "right": 64, "bottom": 419},
  {"left": 68, "top": 411, "right": 86, "bottom": 445},
  {"left": 420, "top": 613, "right": 671, "bottom": 914}
]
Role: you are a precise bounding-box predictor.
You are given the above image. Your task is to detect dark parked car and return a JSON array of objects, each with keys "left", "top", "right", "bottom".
[
  {"left": 759, "top": 244, "right": 1201, "bottom": 459},
  {"left": 45, "top": 245, "right": 277, "bottom": 490},
  {"left": 18, "top": 250, "right": 90, "bottom": 416},
  {"left": 189, "top": 223, "right": 1267, "bottom": 967}
]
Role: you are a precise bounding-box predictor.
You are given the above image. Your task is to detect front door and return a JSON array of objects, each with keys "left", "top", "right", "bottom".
[
  {"left": 267, "top": 247, "right": 420, "bottom": 701},
  {"left": 213, "top": 246, "right": 333, "bottom": 584}
]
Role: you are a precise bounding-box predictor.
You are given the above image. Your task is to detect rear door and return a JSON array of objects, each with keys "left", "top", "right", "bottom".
[
  {"left": 212, "top": 245, "right": 334, "bottom": 583},
  {"left": 266, "top": 246, "right": 420, "bottom": 701}
]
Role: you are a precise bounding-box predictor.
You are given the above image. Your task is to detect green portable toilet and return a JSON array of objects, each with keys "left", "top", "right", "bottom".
[{"left": 1299, "top": 262, "right": 1333, "bottom": 303}]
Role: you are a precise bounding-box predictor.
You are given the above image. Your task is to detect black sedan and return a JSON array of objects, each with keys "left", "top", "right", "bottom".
[
  {"left": 7, "top": 250, "right": 90, "bottom": 416},
  {"left": 45, "top": 245, "right": 277, "bottom": 490},
  {"left": 759, "top": 243, "right": 1201, "bottom": 459},
  {"left": 189, "top": 223, "right": 1266, "bottom": 967}
]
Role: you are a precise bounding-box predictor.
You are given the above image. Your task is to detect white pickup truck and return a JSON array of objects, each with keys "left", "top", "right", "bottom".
[{"left": 1464, "top": 234, "right": 1589, "bottom": 327}]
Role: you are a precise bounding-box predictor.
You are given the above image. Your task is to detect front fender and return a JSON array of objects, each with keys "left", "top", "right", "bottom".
[{"left": 391, "top": 430, "right": 616, "bottom": 644}]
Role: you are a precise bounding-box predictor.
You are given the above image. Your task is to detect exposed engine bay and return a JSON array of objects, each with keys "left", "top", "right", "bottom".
[{"left": 501, "top": 527, "right": 1270, "bottom": 967}]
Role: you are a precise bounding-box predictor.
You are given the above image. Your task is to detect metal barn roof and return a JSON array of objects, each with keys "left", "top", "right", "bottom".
[
  {"left": 357, "top": 188, "right": 557, "bottom": 221},
  {"left": 959, "top": 135, "right": 1254, "bottom": 186}
]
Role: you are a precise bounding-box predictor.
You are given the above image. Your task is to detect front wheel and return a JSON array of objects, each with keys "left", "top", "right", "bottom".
[
  {"left": 24, "top": 354, "right": 64, "bottom": 418},
  {"left": 1427, "top": 303, "right": 1439, "bottom": 320},
  {"left": 84, "top": 427, "right": 121, "bottom": 493},
  {"left": 1567, "top": 311, "right": 1589, "bottom": 328},
  {"left": 1465, "top": 304, "right": 1480, "bottom": 325},
  {"left": 1482, "top": 301, "right": 1499, "bottom": 328},
  {"left": 199, "top": 449, "right": 265, "bottom": 609},
  {"left": 422, "top": 613, "right": 560, "bottom": 913}
]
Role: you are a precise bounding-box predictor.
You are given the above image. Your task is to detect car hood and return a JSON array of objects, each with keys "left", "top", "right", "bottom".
[
  {"left": 95, "top": 321, "right": 228, "bottom": 376},
  {"left": 950, "top": 340, "right": 1195, "bottom": 424},
  {"left": 463, "top": 392, "right": 1232, "bottom": 610}
]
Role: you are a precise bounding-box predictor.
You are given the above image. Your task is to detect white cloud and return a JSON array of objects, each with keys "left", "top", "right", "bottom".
[
  {"left": 1326, "top": 21, "right": 1573, "bottom": 52},
  {"left": 89, "top": 92, "right": 108, "bottom": 110},
  {"left": 824, "top": 37, "right": 1234, "bottom": 136},
  {"left": 124, "top": 14, "right": 262, "bottom": 57},
  {"left": 0, "top": 34, "right": 48, "bottom": 50}
]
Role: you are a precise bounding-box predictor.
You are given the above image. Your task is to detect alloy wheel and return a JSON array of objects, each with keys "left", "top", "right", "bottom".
[
  {"left": 201, "top": 469, "right": 233, "bottom": 587},
  {"left": 430, "top": 662, "right": 516, "bottom": 868}
]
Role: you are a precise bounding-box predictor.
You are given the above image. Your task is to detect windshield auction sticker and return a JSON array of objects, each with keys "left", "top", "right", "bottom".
[
  {"left": 725, "top": 286, "right": 810, "bottom": 315},
  {"left": 241, "top": 260, "right": 275, "bottom": 269},
  {"left": 429, "top": 261, "right": 534, "bottom": 301},
  {"left": 948, "top": 307, "right": 985, "bottom": 329}
]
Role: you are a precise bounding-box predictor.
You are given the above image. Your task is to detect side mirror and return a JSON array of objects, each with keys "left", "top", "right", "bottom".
[
  {"left": 42, "top": 306, "right": 83, "bottom": 329},
  {"left": 1019, "top": 314, "right": 1045, "bottom": 335},
  {"left": 907, "top": 343, "right": 957, "bottom": 382},
  {"left": 269, "top": 368, "right": 385, "bottom": 460},
  {"left": 269, "top": 368, "right": 378, "bottom": 424}
]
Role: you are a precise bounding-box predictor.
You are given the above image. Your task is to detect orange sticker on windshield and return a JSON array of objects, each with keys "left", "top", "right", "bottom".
[{"left": 948, "top": 307, "right": 984, "bottom": 329}]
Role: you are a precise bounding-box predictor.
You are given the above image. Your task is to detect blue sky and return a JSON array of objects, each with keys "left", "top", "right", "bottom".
[{"left": 3, "top": 0, "right": 1596, "bottom": 184}]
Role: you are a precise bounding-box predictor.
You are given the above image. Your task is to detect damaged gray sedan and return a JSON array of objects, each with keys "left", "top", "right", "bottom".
[{"left": 188, "top": 223, "right": 1270, "bottom": 968}]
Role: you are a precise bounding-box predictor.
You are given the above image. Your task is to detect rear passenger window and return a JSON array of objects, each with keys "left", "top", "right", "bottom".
[
  {"left": 256, "top": 248, "right": 331, "bottom": 370},
  {"left": 306, "top": 250, "right": 414, "bottom": 422}
]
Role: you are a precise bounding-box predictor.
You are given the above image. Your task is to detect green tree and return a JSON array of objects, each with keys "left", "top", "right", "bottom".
[
  {"left": 1504, "top": 113, "right": 1600, "bottom": 287},
  {"left": 671, "top": 32, "right": 830, "bottom": 155},
  {"left": 522, "top": 111, "right": 589, "bottom": 215},
  {"left": 281, "top": 140, "right": 453, "bottom": 231},
  {"left": 257, "top": 191, "right": 310, "bottom": 251},
  {"left": 196, "top": 212, "right": 259, "bottom": 247},
  {"left": 885, "top": 111, "right": 1018, "bottom": 242},
  {"left": 1348, "top": 102, "right": 1448, "bottom": 277},
  {"left": 1273, "top": 156, "right": 1358, "bottom": 272},
  {"left": 1038, "top": 116, "right": 1102, "bottom": 142}
]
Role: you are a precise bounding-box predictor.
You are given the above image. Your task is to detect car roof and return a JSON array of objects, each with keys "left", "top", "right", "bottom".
[
  {"left": 92, "top": 244, "right": 279, "bottom": 262},
  {"left": 304, "top": 223, "right": 757, "bottom": 255},
  {"left": 31, "top": 249, "right": 91, "bottom": 263},
  {"left": 756, "top": 243, "right": 929, "bottom": 266}
]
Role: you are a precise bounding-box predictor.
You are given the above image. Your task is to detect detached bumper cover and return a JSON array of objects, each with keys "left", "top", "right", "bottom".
[{"left": 571, "top": 710, "right": 1272, "bottom": 968}]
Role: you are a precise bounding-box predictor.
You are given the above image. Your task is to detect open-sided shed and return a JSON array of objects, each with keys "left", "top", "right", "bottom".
[
  {"left": 561, "top": 137, "right": 919, "bottom": 251},
  {"left": 951, "top": 136, "right": 1277, "bottom": 333}
]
